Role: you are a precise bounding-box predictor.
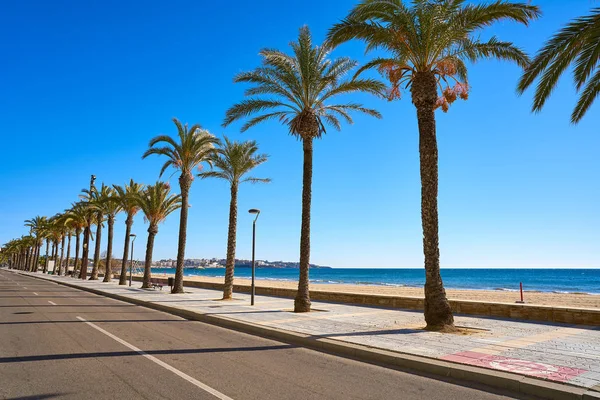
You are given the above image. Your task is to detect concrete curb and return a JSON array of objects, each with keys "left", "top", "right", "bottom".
[{"left": 15, "top": 270, "right": 600, "bottom": 400}]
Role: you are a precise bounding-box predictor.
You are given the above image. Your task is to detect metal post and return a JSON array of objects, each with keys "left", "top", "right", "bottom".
[
  {"left": 129, "top": 234, "right": 136, "bottom": 287},
  {"left": 251, "top": 219, "right": 256, "bottom": 306},
  {"left": 248, "top": 209, "right": 260, "bottom": 306}
]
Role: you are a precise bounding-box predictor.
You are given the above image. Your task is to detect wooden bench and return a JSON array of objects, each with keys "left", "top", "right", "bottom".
[{"left": 150, "top": 278, "right": 163, "bottom": 290}]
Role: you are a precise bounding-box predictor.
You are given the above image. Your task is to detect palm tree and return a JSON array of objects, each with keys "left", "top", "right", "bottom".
[
  {"left": 63, "top": 223, "right": 74, "bottom": 276},
  {"left": 114, "top": 180, "right": 145, "bottom": 285},
  {"left": 143, "top": 118, "right": 218, "bottom": 294},
  {"left": 223, "top": 26, "right": 383, "bottom": 312},
  {"left": 134, "top": 182, "right": 181, "bottom": 289},
  {"left": 83, "top": 184, "right": 112, "bottom": 280},
  {"left": 327, "top": 0, "right": 539, "bottom": 330},
  {"left": 24, "top": 216, "right": 47, "bottom": 272},
  {"left": 517, "top": 7, "right": 600, "bottom": 123},
  {"left": 64, "top": 203, "right": 88, "bottom": 278},
  {"left": 199, "top": 137, "right": 271, "bottom": 299},
  {"left": 79, "top": 176, "right": 97, "bottom": 279},
  {"left": 46, "top": 215, "right": 64, "bottom": 275},
  {"left": 100, "top": 188, "right": 123, "bottom": 282}
]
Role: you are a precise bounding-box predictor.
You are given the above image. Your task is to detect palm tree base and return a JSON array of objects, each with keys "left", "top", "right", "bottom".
[
  {"left": 293, "top": 297, "right": 311, "bottom": 313},
  {"left": 171, "top": 287, "right": 185, "bottom": 294},
  {"left": 425, "top": 324, "right": 457, "bottom": 333}
]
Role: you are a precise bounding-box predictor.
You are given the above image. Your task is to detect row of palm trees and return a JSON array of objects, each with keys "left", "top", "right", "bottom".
[
  {"left": 2, "top": 1, "right": 598, "bottom": 331},
  {"left": 1, "top": 135, "right": 268, "bottom": 295}
]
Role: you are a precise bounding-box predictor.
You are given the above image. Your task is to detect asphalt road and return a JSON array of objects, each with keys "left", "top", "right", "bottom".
[{"left": 0, "top": 270, "right": 532, "bottom": 400}]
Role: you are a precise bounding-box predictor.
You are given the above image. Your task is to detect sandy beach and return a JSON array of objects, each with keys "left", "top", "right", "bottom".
[{"left": 150, "top": 274, "right": 600, "bottom": 309}]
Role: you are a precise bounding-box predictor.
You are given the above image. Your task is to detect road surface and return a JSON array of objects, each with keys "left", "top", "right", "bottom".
[{"left": 0, "top": 270, "right": 531, "bottom": 400}]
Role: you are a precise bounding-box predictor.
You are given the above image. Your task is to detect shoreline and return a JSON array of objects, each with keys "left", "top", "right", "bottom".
[{"left": 144, "top": 273, "right": 600, "bottom": 309}]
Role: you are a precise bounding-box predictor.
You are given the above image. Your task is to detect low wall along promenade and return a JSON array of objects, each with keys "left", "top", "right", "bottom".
[{"left": 125, "top": 275, "right": 600, "bottom": 327}]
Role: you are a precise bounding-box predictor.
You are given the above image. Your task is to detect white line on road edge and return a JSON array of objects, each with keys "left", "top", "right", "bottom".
[
  {"left": 48, "top": 301, "right": 57, "bottom": 305},
  {"left": 33, "top": 292, "right": 38, "bottom": 296},
  {"left": 75, "top": 316, "right": 233, "bottom": 400}
]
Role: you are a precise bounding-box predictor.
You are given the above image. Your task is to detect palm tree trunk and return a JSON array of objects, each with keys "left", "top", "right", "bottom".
[
  {"left": 73, "top": 229, "right": 81, "bottom": 278},
  {"left": 43, "top": 240, "right": 49, "bottom": 273},
  {"left": 142, "top": 225, "right": 157, "bottom": 289},
  {"left": 57, "top": 236, "right": 65, "bottom": 276},
  {"left": 51, "top": 242, "right": 58, "bottom": 275},
  {"left": 33, "top": 244, "right": 40, "bottom": 272},
  {"left": 80, "top": 225, "right": 90, "bottom": 279},
  {"left": 412, "top": 71, "right": 454, "bottom": 331},
  {"left": 223, "top": 183, "right": 238, "bottom": 300},
  {"left": 173, "top": 174, "right": 191, "bottom": 294},
  {"left": 294, "top": 137, "right": 313, "bottom": 312},
  {"left": 103, "top": 216, "right": 115, "bottom": 282},
  {"left": 119, "top": 215, "right": 133, "bottom": 285},
  {"left": 25, "top": 247, "right": 31, "bottom": 272},
  {"left": 90, "top": 213, "right": 103, "bottom": 280},
  {"left": 65, "top": 234, "right": 71, "bottom": 276}
]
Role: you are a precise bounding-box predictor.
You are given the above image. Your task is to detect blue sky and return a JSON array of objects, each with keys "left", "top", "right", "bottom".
[{"left": 0, "top": 1, "right": 598, "bottom": 268}]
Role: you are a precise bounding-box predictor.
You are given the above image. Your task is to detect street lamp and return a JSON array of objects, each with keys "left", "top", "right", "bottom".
[
  {"left": 129, "top": 234, "right": 137, "bottom": 287},
  {"left": 248, "top": 209, "right": 260, "bottom": 306}
]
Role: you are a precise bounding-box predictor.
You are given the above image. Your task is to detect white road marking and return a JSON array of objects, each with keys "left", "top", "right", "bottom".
[
  {"left": 76, "top": 316, "right": 233, "bottom": 400},
  {"left": 48, "top": 301, "right": 57, "bottom": 305},
  {"left": 33, "top": 292, "right": 38, "bottom": 296},
  {"left": 23, "top": 287, "right": 27, "bottom": 289}
]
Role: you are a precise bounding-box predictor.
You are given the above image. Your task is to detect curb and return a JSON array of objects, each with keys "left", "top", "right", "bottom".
[{"left": 15, "top": 270, "right": 600, "bottom": 400}]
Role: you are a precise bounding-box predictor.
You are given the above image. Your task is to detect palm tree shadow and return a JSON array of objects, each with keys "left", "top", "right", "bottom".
[
  {"left": 309, "top": 328, "right": 423, "bottom": 339},
  {"left": 0, "top": 344, "right": 296, "bottom": 364},
  {"left": 7, "top": 393, "right": 68, "bottom": 399}
]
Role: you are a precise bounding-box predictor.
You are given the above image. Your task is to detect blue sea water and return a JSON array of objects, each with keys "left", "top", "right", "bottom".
[{"left": 149, "top": 267, "right": 600, "bottom": 295}]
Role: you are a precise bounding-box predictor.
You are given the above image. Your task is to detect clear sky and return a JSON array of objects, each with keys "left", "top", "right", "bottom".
[{"left": 0, "top": 1, "right": 598, "bottom": 268}]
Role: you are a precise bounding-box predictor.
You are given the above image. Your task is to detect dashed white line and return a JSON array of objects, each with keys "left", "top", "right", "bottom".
[
  {"left": 33, "top": 292, "right": 38, "bottom": 296},
  {"left": 48, "top": 301, "right": 57, "bottom": 305},
  {"left": 76, "top": 316, "right": 233, "bottom": 400}
]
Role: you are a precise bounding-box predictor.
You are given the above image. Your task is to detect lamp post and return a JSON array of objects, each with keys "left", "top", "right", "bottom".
[
  {"left": 248, "top": 209, "right": 260, "bottom": 306},
  {"left": 129, "top": 234, "right": 136, "bottom": 287}
]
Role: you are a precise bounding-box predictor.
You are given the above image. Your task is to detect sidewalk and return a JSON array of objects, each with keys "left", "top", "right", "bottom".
[{"left": 15, "top": 270, "right": 600, "bottom": 399}]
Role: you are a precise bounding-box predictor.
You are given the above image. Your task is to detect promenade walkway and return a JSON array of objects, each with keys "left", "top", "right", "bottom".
[{"left": 14, "top": 270, "right": 600, "bottom": 398}]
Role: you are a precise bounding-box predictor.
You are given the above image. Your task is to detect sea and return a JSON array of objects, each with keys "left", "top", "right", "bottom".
[{"left": 149, "top": 267, "right": 600, "bottom": 295}]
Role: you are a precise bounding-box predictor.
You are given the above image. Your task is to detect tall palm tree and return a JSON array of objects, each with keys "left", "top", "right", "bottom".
[
  {"left": 65, "top": 203, "right": 88, "bottom": 278},
  {"left": 134, "top": 182, "right": 182, "bottom": 289},
  {"left": 46, "top": 215, "right": 64, "bottom": 275},
  {"left": 24, "top": 216, "right": 47, "bottom": 272},
  {"left": 199, "top": 137, "right": 271, "bottom": 299},
  {"left": 114, "top": 180, "right": 145, "bottom": 285},
  {"left": 83, "top": 184, "right": 112, "bottom": 280},
  {"left": 143, "top": 118, "right": 218, "bottom": 294},
  {"left": 518, "top": 7, "right": 600, "bottom": 123},
  {"left": 327, "top": 0, "right": 539, "bottom": 330},
  {"left": 223, "top": 26, "right": 383, "bottom": 312},
  {"left": 63, "top": 223, "right": 74, "bottom": 276},
  {"left": 100, "top": 188, "right": 123, "bottom": 282}
]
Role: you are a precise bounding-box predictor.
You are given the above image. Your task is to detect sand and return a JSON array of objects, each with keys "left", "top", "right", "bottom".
[{"left": 150, "top": 273, "right": 600, "bottom": 309}]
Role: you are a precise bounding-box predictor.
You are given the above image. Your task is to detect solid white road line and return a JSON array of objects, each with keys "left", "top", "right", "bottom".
[
  {"left": 48, "top": 301, "right": 57, "bottom": 305},
  {"left": 33, "top": 292, "right": 38, "bottom": 296},
  {"left": 75, "top": 316, "right": 233, "bottom": 400}
]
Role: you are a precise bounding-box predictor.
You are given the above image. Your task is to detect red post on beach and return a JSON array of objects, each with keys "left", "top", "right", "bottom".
[{"left": 520, "top": 282, "right": 524, "bottom": 303}]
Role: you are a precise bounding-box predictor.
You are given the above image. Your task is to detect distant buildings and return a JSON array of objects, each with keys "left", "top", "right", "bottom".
[{"left": 153, "top": 258, "right": 330, "bottom": 269}]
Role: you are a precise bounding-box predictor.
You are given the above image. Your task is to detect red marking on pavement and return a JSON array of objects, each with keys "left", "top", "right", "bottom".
[{"left": 441, "top": 351, "right": 586, "bottom": 382}]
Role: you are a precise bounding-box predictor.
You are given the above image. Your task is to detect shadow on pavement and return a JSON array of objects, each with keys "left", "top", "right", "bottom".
[{"left": 0, "top": 344, "right": 296, "bottom": 363}]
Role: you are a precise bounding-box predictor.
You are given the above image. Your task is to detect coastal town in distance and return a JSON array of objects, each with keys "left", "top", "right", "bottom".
[{"left": 156, "top": 258, "right": 330, "bottom": 269}]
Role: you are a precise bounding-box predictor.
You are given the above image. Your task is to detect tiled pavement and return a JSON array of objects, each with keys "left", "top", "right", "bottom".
[{"left": 17, "top": 271, "right": 600, "bottom": 391}]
